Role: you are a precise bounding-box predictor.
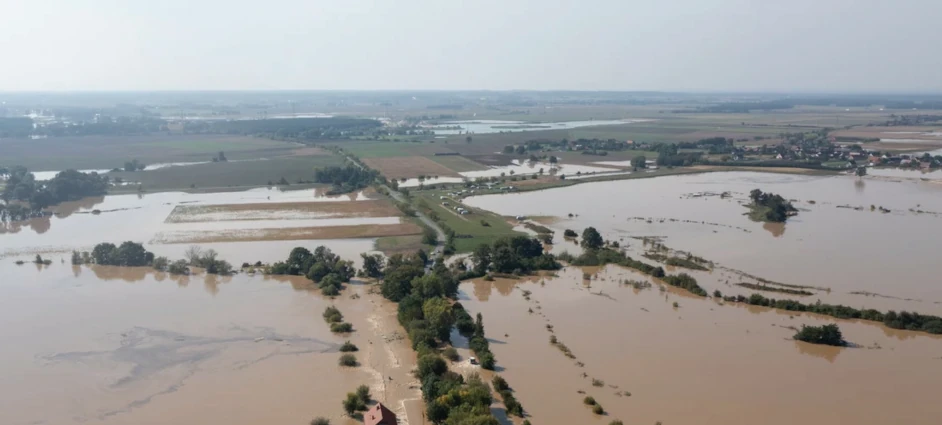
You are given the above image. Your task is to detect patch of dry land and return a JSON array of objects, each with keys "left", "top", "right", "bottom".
[
  {"left": 152, "top": 222, "right": 423, "bottom": 244},
  {"left": 363, "top": 156, "right": 461, "bottom": 180},
  {"left": 165, "top": 200, "right": 403, "bottom": 223}
]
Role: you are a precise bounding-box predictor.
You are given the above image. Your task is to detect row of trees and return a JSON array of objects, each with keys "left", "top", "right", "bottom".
[
  {"left": 2, "top": 166, "right": 109, "bottom": 209},
  {"left": 723, "top": 293, "right": 942, "bottom": 335},
  {"left": 69, "top": 243, "right": 232, "bottom": 276},
  {"left": 376, "top": 251, "right": 505, "bottom": 425}
]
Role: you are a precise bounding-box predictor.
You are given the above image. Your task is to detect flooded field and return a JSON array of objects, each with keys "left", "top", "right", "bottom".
[
  {"left": 427, "top": 119, "right": 649, "bottom": 135},
  {"left": 459, "top": 160, "right": 616, "bottom": 179},
  {"left": 465, "top": 171, "right": 942, "bottom": 313},
  {"left": 0, "top": 262, "right": 422, "bottom": 425},
  {"left": 0, "top": 187, "right": 416, "bottom": 264},
  {"left": 458, "top": 266, "right": 942, "bottom": 425}
]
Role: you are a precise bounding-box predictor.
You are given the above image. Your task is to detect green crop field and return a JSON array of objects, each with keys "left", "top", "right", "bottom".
[
  {"left": 0, "top": 134, "right": 298, "bottom": 171},
  {"left": 108, "top": 154, "right": 344, "bottom": 192},
  {"left": 427, "top": 155, "right": 487, "bottom": 172}
]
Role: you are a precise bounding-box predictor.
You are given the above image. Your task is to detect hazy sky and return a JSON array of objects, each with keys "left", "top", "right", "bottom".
[{"left": 2, "top": 0, "right": 940, "bottom": 92}]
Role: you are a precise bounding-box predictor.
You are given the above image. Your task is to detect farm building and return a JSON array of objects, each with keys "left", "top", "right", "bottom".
[{"left": 364, "top": 403, "right": 397, "bottom": 425}]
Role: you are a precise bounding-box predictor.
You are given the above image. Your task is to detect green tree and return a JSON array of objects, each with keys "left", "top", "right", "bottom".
[
  {"left": 549, "top": 155, "right": 558, "bottom": 164},
  {"left": 580, "top": 227, "right": 604, "bottom": 250},
  {"left": 423, "top": 297, "right": 455, "bottom": 342},
  {"left": 361, "top": 253, "right": 385, "bottom": 278},
  {"left": 503, "top": 145, "right": 515, "bottom": 154},
  {"left": 856, "top": 166, "right": 867, "bottom": 177},
  {"left": 633, "top": 155, "right": 647, "bottom": 169}
]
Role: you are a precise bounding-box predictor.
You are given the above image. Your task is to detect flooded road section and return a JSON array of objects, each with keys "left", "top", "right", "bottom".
[
  {"left": 459, "top": 266, "right": 942, "bottom": 425},
  {"left": 0, "top": 263, "right": 422, "bottom": 425},
  {"left": 465, "top": 172, "right": 942, "bottom": 313},
  {"left": 0, "top": 187, "right": 414, "bottom": 264}
]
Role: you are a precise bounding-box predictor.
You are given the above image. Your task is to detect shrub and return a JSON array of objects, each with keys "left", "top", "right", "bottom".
[
  {"left": 331, "top": 322, "right": 353, "bottom": 333},
  {"left": 310, "top": 417, "right": 330, "bottom": 425},
  {"left": 167, "top": 259, "right": 189, "bottom": 275},
  {"left": 342, "top": 392, "right": 367, "bottom": 415},
  {"left": 592, "top": 404, "right": 604, "bottom": 415},
  {"left": 564, "top": 229, "right": 578, "bottom": 238},
  {"left": 339, "top": 354, "right": 358, "bottom": 367},
  {"left": 550, "top": 335, "right": 558, "bottom": 344},
  {"left": 592, "top": 378, "right": 604, "bottom": 387},
  {"left": 355, "top": 384, "right": 371, "bottom": 404},
  {"left": 323, "top": 306, "right": 343, "bottom": 323},
  {"left": 322, "top": 284, "right": 340, "bottom": 296},
  {"left": 609, "top": 421, "right": 624, "bottom": 425},
  {"left": 152, "top": 256, "right": 169, "bottom": 271},
  {"left": 492, "top": 375, "right": 509, "bottom": 392},
  {"left": 443, "top": 347, "right": 459, "bottom": 361},
  {"left": 339, "top": 341, "right": 358, "bottom": 352},
  {"left": 583, "top": 396, "right": 596, "bottom": 405}
]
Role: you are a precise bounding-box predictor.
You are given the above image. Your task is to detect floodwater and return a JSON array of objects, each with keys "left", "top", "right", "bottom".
[
  {"left": 457, "top": 266, "right": 942, "bottom": 425},
  {"left": 459, "top": 160, "right": 615, "bottom": 179},
  {"left": 465, "top": 171, "right": 942, "bottom": 313},
  {"left": 867, "top": 167, "right": 942, "bottom": 181},
  {"left": 564, "top": 171, "right": 633, "bottom": 180},
  {"left": 0, "top": 262, "right": 422, "bottom": 425},
  {"left": 428, "top": 119, "right": 649, "bottom": 135},
  {"left": 0, "top": 187, "right": 394, "bottom": 264},
  {"left": 28, "top": 159, "right": 270, "bottom": 181}
]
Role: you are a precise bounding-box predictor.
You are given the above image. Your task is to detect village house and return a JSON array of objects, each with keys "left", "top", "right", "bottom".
[{"left": 364, "top": 403, "right": 396, "bottom": 425}]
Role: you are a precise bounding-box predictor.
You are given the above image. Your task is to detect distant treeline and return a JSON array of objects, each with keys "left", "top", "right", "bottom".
[
  {"left": 0, "top": 117, "right": 34, "bottom": 138},
  {"left": 676, "top": 96, "right": 942, "bottom": 113},
  {"left": 183, "top": 117, "right": 382, "bottom": 140}
]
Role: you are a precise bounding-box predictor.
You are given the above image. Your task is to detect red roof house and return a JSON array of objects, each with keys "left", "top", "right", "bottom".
[{"left": 364, "top": 403, "right": 397, "bottom": 425}]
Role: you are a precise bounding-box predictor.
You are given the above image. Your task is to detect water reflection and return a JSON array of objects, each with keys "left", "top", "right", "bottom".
[
  {"left": 762, "top": 222, "right": 786, "bottom": 237},
  {"left": 794, "top": 340, "right": 841, "bottom": 363}
]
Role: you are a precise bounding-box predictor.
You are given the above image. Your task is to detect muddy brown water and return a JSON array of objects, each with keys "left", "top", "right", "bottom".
[
  {"left": 0, "top": 263, "right": 422, "bottom": 425},
  {"left": 466, "top": 172, "right": 942, "bottom": 314},
  {"left": 458, "top": 266, "right": 942, "bottom": 425},
  {"left": 0, "top": 188, "right": 397, "bottom": 264}
]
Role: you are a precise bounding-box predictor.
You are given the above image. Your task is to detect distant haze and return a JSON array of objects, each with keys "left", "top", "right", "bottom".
[{"left": 2, "top": 0, "right": 940, "bottom": 92}]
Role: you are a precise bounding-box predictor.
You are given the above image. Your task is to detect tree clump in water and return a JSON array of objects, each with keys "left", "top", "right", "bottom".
[
  {"left": 794, "top": 324, "right": 846, "bottom": 346},
  {"left": 747, "top": 189, "right": 797, "bottom": 222}
]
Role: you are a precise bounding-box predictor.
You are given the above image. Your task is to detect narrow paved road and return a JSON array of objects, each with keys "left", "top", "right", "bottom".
[{"left": 341, "top": 152, "right": 446, "bottom": 259}]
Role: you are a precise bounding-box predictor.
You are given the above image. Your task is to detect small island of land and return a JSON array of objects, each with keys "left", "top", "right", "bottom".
[{"left": 747, "top": 189, "right": 798, "bottom": 223}]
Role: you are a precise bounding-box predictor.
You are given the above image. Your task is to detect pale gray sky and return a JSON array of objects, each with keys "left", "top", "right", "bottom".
[{"left": 1, "top": 0, "right": 940, "bottom": 92}]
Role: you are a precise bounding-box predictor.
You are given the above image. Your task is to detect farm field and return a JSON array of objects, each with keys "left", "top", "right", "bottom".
[
  {"left": 0, "top": 134, "right": 302, "bottom": 170},
  {"left": 108, "top": 154, "right": 344, "bottom": 192},
  {"left": 362, "top": 156, "right": 461, "bottom": 180}
]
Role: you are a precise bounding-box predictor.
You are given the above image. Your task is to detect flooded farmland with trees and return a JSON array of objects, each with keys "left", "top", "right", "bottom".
[{"left": 456, "top": 171, "right": 942, "bottom": 424}]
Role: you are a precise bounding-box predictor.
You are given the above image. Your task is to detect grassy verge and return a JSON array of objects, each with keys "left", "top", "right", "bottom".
[
  {"left": 414, "top": 191, "right": 525, "bottom": 252},
  {"left": 374, "top": 234, "right": 427, "bottom": 255}
]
